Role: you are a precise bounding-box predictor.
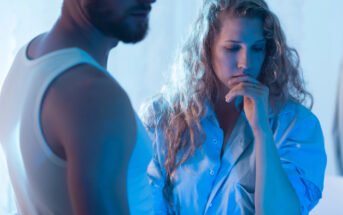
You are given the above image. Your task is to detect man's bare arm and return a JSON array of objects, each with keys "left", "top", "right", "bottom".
[{"left": 41, "top": 65, "right": 136, "bottom": 215}]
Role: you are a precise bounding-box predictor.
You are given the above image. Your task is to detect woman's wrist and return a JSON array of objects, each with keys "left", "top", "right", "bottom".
[{"left": 252, "top": 121, "right": 273, "bottom": 141}]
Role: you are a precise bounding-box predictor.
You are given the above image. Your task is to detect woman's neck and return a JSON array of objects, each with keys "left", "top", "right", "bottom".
[{"left": 214, "top": 98, "right": 239, "bottom": 120}]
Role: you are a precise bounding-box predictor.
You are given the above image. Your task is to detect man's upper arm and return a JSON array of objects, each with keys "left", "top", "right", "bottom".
[{"left": 41, "top": 64, "right": 136, "bottom": 214}]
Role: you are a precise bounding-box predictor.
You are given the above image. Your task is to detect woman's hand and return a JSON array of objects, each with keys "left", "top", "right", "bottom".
[
  {"left": 226, "top": 76, "right": 302, "bottom": 215},
  {"left": 225, "top": 75, "right": 270, "bottom": 132}
]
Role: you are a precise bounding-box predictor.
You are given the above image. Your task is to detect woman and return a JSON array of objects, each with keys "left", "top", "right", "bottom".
[{"left": 141, "top": 0, "right": 326, "bottom": 214}]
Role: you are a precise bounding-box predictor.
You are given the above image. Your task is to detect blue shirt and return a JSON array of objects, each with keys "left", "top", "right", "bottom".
[{"left": 145, "top": 101, "right": 327, "bottom": 215}]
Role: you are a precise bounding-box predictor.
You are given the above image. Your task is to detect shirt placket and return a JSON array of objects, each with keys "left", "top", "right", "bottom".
[{"left": 202, "top": 115, "right": 235, "bottom": 214}]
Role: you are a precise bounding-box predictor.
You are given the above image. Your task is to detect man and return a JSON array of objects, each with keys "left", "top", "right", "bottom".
[{"left": 0, "top": 0, "right": 156, "bottom": 214}]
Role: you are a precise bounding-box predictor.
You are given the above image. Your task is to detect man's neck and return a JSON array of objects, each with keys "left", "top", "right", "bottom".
[{"left": 28, "top": 1, "right": 119, "bottom": 69}]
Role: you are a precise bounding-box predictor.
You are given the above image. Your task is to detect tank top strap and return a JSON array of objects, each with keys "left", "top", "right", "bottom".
[
  {"left": 20, "top": 44, "right": 110, "bottom": 167},
  {"left": 22, "top": 43, "right": 108, "bottom": 75}
]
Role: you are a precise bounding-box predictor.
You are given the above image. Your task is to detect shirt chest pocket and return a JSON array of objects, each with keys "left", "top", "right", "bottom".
[{"left": 226, "top": 151, "right": 256, "bottom": 195}]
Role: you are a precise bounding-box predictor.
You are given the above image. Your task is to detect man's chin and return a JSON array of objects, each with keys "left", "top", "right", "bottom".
[
  {"left": 119, "top": 31, "right": 148, "bottom": 44},
  {"left": 112, "top": 22, "right": 148, "bottom": 44},
  {"left": 121, "top": 24, "right": 149, "bottom": 43}
]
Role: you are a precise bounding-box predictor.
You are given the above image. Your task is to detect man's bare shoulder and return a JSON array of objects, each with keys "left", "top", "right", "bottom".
[
  {"left": 41, "top": 63, "right": 137, "bottom": 158},
  {"left": 52, "top": 64, "right": 128, "bottom": 104}
]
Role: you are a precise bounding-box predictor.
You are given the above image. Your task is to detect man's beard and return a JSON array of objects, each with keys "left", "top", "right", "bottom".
[
  {"left": 110, "top": 16, "right": 149, "bottom": 43},
  {"left": 88, "top": 9, "right": 149, "bottom": 43}
]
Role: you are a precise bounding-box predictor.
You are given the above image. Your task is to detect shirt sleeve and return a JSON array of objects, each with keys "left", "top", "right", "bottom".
[
  {"left": 276, "top": 109, "right": 327, "bottom": 214},
  {"left": 147, "top": 153, "right": 169, "bottom": 215},
  {"left": 139, "top": 100, "right": 170, "bottom": 214},
  {"left": 145, "top": 124, "right": 169, "bottom": 215}
]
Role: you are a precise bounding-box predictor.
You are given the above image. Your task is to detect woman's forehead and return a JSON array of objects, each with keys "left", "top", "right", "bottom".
[{"left": 217, "top": 16, "right": 264, "bottom": 43}]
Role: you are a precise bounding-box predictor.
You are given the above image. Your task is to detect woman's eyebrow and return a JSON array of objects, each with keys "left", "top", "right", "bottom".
[
  {"left": 225, "top": 40, "right": 242, "bottom": 43},
  {"left": 254, "top": 39, "right": 266, "bottom": 43},
  {"left": 224, "top": 39, "right": 266, "bottom": 43}
]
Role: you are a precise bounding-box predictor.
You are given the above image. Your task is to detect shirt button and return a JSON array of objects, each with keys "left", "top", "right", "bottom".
[
  {"left": 209, "top": 203, "right": 213, "bottom": 207},
  {"left": 209, "top": 169, "right": 215, "bottom": 175},
  {"left": 212, "top": 139, "right": 217, "bottom": 144}
]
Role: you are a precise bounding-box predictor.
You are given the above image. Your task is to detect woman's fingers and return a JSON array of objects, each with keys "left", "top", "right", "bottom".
[
  {"left": 230, "top": 80, "right": 265, "bottom": 90},
  {"left": 225, "top": 81, "right": 268, "bottom": 103},
  {"left": 228, "top": 75, "right": 260, "bottom": 86},
  {"left": 226, "top": 86, "right": 264, "bottom": 103}
]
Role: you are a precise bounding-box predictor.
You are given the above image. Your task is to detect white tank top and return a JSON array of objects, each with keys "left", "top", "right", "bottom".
[{"left": 0, "top": 42, "right": 153, "bottom": 215}]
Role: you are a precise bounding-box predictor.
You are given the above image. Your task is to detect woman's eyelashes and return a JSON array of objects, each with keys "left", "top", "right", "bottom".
[
  {"left": 225, "top": 45, "right": 240, "bottom": 52},
  {"left": 224, "top": 44, "right": 266, "bottom": 52},
  {"left": 252, "top": 45, "right": 266, "bottom": 52}
]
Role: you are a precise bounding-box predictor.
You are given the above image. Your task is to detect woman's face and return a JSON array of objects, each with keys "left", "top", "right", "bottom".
[{"left": 211, "top": 15, "right": 266, "bottom": 92}]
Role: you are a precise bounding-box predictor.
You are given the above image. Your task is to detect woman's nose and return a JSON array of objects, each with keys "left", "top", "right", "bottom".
[{"left": 237, "top": 50, "right": 251, "bottom": 74}]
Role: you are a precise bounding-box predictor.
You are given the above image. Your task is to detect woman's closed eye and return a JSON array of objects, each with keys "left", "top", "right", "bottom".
[
  {"left": 251, "top": 45, "right": 265, "bottom": 52},
  {"left": 225, "top": 46, "right": 240, "bottom": 52}
]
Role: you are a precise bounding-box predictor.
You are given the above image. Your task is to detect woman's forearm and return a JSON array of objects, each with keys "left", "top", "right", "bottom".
[{"left": 253, "top": 126, "right": 301, "bottom": 215}]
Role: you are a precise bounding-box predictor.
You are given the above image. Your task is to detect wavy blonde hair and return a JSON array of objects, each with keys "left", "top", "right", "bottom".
[{"left": 141, "top": 0, "right": 312, "bottom": 213}]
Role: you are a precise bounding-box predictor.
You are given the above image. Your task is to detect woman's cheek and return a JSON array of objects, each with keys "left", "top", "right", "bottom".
[{"left": 253, "top": 55, "right": 265, "bottom": 78}]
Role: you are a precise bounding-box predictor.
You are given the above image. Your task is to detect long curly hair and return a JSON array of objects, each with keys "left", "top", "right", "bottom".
[{"left": 141, "top": 0, "right": 312, "bottom": 213}]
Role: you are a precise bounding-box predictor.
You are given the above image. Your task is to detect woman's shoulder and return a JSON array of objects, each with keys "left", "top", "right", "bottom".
[
  {"left": 139, "top": 94, "right": 169, "bottom": 129},
  {"left": 275, "top": 101, "right": 323, "bottom": 141},
  {"left": 277, "top": 100, "right": 318, "bottom": 122}
]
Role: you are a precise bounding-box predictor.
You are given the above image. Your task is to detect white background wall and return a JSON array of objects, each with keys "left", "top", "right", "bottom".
[
  {"left": 267, "top": 0, "right": 343, "bottom": 176},
  {"left": 0, "top": 0, "right": 342, "bottom": 213}
]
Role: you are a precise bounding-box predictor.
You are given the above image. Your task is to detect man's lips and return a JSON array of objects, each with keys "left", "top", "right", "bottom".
[
  {"left": 131, "top": 11, "right": 150, "bottom": 17},
  {"left": 130, "top": 6, "right": 152, "bottom": 17}
]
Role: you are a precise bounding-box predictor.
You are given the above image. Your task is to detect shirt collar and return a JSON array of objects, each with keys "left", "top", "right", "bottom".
[
  {"left": 200, "top": 100, "right": 219, "bottom": 127},
  {"left": 200, "top": 98, "right": 280, "bottom": 127}
]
